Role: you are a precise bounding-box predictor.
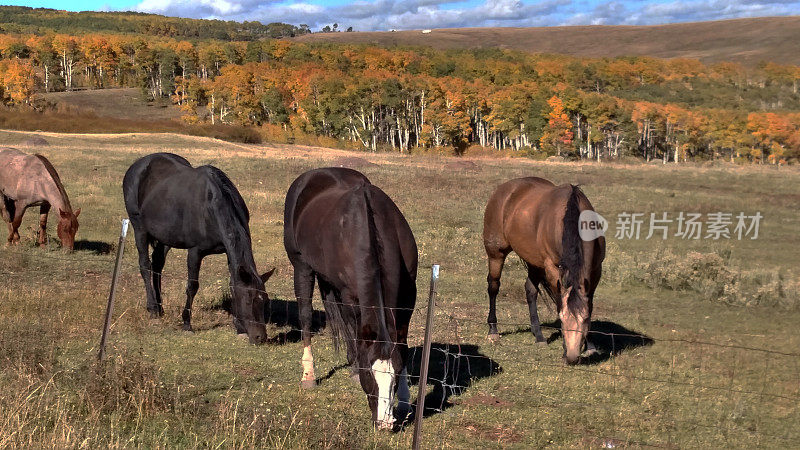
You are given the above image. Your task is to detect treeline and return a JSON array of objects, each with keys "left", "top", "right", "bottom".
[
  {"left": 1, "top": 31, "right": 799, "bottom": 163},
  {"left": 0, "top": 6, "right": 307, "bottom": 40}
]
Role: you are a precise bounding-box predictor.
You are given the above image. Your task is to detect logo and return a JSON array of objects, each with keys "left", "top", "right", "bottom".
[{"left": 579, "top": 210, "right": 607, "bottom": 241}]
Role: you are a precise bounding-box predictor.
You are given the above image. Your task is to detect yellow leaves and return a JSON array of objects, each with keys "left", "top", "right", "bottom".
[{"left": 0, "top": 60, "right": 36, "bottom": 105}]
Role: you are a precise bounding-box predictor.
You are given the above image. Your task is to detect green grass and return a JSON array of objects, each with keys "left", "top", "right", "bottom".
[{"left": 1, "top": 130, "right": 798, "bottom": 448}]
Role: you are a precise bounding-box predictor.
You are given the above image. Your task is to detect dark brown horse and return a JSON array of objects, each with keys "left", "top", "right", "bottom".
[
  {"left": 0, "top": 148, "right": 80, "bottom": 250},
  {"left": 483, "top": 177, "right": 605, "bottom": 364},
  {"left": 284, "top": 167, "right": 417, "bottom": 429}
]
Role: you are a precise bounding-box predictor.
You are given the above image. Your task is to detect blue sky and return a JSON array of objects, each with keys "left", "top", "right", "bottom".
[{"left": 11, "top": 0, "right": 800, "bottom": 31}]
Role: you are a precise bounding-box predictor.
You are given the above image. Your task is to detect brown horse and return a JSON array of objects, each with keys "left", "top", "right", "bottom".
[
  {"left": 0, "top": 148, "right": 80, "bottom": 250},
  {"left": 483, "top": 177, "right": 604, "bottom": 364}
]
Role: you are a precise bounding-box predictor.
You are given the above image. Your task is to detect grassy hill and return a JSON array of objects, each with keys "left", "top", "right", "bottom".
[
  {"left": 0, "top": 5, "right": 304, "bottom": 40},
  {"left": 293, "top": 17, "right": 800, "bottom": 66}
]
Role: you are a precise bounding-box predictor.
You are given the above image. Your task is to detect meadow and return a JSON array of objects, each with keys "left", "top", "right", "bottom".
[{"left": 0, "top": 129, "right": 798, "bottom": 448}]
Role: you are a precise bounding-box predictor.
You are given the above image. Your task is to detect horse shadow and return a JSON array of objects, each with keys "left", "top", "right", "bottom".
[
  {"left": 543, "top": 319, "right": 653, "bottom": 364},
  {"left": 74, "top": 239, "right": 113, "bottom": 254},
  {"left": 211, "top": 294, "right": 326, "bottom": 344},
  {"left": 402, "top": 343, "right": 501, "bottom": 422}
]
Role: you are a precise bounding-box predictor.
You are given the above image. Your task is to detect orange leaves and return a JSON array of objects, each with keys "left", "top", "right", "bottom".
[
  {"left": 540, "top": 95, "right": 573, "bottom": 154},
  {"left": 747, "top": 112, "right": 800, "bottom": 162},
  {"left": 0, "top": 60, "right": 36, "bottom": 105}
]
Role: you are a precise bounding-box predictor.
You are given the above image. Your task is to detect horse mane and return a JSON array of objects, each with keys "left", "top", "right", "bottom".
[
  {"left": 324, "top": 184, "right": 393, "bottom": 361},
  {"left": 202, "top": 165, "right": 250, "bottom": 230},
  {"left": 362, "top": 185, "right": 393, "bottom": 359},
  {"left": 561, "top": 184, "right": 584, "bottom": 315},
  {"left": 34, "top": 154, "right": 72, "bottom": 211}
]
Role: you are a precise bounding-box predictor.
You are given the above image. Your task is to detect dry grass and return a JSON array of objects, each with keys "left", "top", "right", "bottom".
[
  {"left": 293, "top": 16, "right": 800, "bottom": 66},
  {"left": 40, "top": 88, "right": 182, "bottom": 122},
  {"left": 0, "top": 129, "right": 798, "bottom": 447}
]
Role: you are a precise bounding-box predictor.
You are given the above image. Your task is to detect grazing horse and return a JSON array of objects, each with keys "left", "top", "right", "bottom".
[
  {"left": 483, "top": 177, "right": 605, "bottom": 364},
  {"left": 0, "top": 148, "right": 80, "bottom": 250},
  {"left": 123, "top": 153, "right": 271, "bottom": 344},
  {"left": 284, "top": 167, "right": 418, "bottom": 429}
]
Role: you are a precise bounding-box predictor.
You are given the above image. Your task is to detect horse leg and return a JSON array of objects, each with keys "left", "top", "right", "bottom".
[
  {"left": 9, "top": 201, "right": 25, "bottom": 245},
  {"left": 38, "top": 204, "right": 50, "bottom": 248},
  {"left": 133, "top": 230, "right": 161, "bottom": 317},
  {"left": 525, "top": 277, "right": 547, "bottom": 344},
  {"left": 182, "top": 248, "right": 201, "bottom": 332},
  {"left": 294, "top": 262, "right": 316, "bottom": 389},
  {"left": 2, "top": 197, "right": 15, "bottom": 245},
  {"left": 0, "top": 194, "right": 9, "bottom": 223},
  {"left": 486, "top": 253, "right": 507, "bottom": 341},
  {"left": 150, "top": 242, "right": 169, "bottom": 319}
]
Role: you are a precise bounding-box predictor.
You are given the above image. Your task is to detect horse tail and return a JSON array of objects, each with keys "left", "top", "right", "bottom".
[{"left": 561, "top": 185, "right": 584, "bottom": 312}]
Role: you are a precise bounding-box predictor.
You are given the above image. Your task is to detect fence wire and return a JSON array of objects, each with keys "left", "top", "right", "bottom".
[{"left": 1, "top": 245, "right": 799, "bottom": 447}]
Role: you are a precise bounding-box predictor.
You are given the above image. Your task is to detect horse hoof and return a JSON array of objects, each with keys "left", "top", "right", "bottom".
[
  {"left": 182, "top": 324, "right": 193, "bottom": 332},
  {"left": 350, "top": 372, "right": 361, "bottom": 384},
  {"left": 487, "top": 333, "right": 501, "bottom": 343},
  {"left": 535, "top": 339, "right": 547, "bottom": 346},
  {"left": 237, "top": 333, "right": 249, "bottom": 339},
  {"left": 300, "top": 379, "right": 317, "bottom": 389},
  {"left": 148, "top": 310, "right": 162, "bottom": 319}
]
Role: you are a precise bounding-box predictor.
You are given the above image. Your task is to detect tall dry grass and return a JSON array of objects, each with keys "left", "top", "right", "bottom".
[{"left": 604, "top": 244, "right": 798, "bottom": 309}]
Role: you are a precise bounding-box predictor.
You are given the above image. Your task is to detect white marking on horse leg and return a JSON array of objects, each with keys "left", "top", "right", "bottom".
[
  {"left": 372, "top": 359, "right": 396, "bottom": 429},
  {"left": 395, "top": 367, "right": 410, "bottom": 420},
  {"left": 301, "top": 345, "right": 315, "bottom": 381}
]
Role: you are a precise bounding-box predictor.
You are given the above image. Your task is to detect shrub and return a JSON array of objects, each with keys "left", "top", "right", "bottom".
[{"left": 605, "top": 246, "right": 797, "bottom": 309}]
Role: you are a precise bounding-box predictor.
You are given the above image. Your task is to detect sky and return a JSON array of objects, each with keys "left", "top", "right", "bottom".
[{"left": 11, "top": 0, "right": 800, "bottom": 31}]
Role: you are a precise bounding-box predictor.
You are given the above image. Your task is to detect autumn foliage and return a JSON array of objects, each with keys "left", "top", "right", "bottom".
[{"left": 0, "top": 31, "right": 798, "bottom": 163}]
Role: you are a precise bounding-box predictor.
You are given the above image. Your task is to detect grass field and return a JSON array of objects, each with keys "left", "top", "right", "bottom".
[
  {"left": 1, "top": 129, "right": 798, "bottom": 448},
  {"left": 40, "top": 88, "right": 183, "bottom": 122},
  {"left": 293, "top": 16, "right": 800, "bottom": 66}
]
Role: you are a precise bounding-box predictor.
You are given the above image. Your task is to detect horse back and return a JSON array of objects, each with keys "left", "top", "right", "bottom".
[
  {"left": 0, "top": 148, "right": 61, "bottom": 207},
  {"left": 123, "top": 153, "right": 242, "bottom": 250},
  {"left": 283, "top": 167, "right": 369, "bottom": 260},
  {"left": 483, "top": 177, "right": 557, "bottom": 255}
]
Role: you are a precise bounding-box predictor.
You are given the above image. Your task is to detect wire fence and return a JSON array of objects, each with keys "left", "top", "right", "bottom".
[{"left": 1, "top": 237, "right": 799, "bottom": 448}]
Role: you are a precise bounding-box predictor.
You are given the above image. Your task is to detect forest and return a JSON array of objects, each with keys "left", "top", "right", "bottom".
[{"left": 0, "top": 27, "right": 799, "bottom": 163}]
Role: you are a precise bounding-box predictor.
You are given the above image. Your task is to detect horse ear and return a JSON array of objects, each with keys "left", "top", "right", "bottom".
[
  {"left": 74, "top": 208, "right": 81, "bottom": 218},
  {"left": 260, "top": 267, "right": 275, "bottom": 284}
]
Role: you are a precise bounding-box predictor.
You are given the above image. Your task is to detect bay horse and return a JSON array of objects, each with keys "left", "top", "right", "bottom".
[
  {"left": 284, "top": 167, "right": 418, "bottom": 429},
  {"left": 123, "top": 153, "right": 272, "bottom": 344},
  {"left": 0, "top": 148, "right": 80, "bottom": 250},
  {"left": 483, "top": 177, "right": 605, "bottom": 364}
]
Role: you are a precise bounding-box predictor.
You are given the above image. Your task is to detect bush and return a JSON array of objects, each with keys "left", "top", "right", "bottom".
[{"left": 605, "top": 246, "right": 797, "bottom": 309}]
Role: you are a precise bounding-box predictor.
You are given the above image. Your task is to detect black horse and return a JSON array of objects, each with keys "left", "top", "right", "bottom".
[
  {"left": 123, "top": 153, "right": 272, "bottom": 344},
  {"left": 284, "top": 167, "right": 418, "bottom": 429}
]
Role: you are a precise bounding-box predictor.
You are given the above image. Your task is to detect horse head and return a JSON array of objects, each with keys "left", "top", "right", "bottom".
[
  {"left": 357, "top": 331, "right": 406, "bottom": 430},
  {"left": 232, "top": 267, "right": 274, "bottom": 345},
  {"left": 57, "top": 208, "right": 80, "bottom": 251},
  {"left": 559, "top": 284, "right": 590, "bottom": 365}
]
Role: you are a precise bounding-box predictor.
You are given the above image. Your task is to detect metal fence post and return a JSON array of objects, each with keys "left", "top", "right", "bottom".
[
  {"left": 98, "top": 219, "right": 130, "bottom": 361},
  {"left": 412, "top": 264, "right": 439, "bottom": 450}
]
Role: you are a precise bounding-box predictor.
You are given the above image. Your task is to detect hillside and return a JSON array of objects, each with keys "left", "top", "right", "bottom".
[
  {"left": 0, "top": 6, "right": 305, "bottom": 40},
  {"left": 293, "top": 17, "right": 800, "bottom": 66}
]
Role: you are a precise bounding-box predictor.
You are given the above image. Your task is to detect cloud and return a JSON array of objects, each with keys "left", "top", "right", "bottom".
[{"left": 129, "top": 0, "right": 800, "bottom": 31}]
